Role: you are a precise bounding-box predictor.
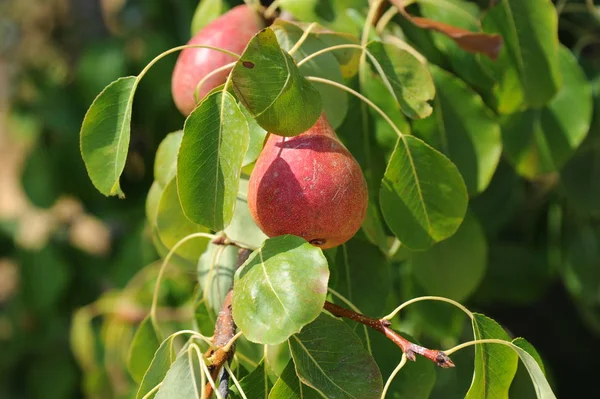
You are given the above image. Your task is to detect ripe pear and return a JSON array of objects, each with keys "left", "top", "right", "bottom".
[
  {"left": 171, "top": 5, "right": 264, "bottom": 116},
  {"left": 248, "top": 113, "right": 368, "bottom": 249}
]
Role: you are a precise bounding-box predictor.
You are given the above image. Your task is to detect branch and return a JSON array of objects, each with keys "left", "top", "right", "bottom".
[
  {"left": 203, "top": 248, "right": 252, "bottom": 399},
  {"left": 323, "top": 301, "right": 455, "bottom": 368}
]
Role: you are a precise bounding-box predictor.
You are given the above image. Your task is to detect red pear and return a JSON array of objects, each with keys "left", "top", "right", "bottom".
[
  {"left": 248, "top": 114, "right": 368, "bottom": 249},
  {"left": 171, "top": 5, "right": 264, "bottom": 116}
]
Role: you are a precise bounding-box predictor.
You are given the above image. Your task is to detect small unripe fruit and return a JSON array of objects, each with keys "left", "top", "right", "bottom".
[
  {"left": 171, "top": 5, "right": 264, "bottom": 116},
  {"left": 248, "top": 114, "right": 368, "bottom": 249}
]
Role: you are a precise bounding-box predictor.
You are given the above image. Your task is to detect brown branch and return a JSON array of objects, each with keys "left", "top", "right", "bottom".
[
  {"left": 323, "top": 301, "right": 454, "bottom": 368},
  {"left": 203, "top": 248, "right": 252, "bottom": 398}
]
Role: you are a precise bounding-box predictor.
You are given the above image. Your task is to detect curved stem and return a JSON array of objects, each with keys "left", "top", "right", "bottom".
[
  {"left": 137, "top": 45, "right": 240, "bottom": 83},
  {"left": 297, "top": 43, "right": 364, "bottom": 67},
  {"left": 224, "top": 363, "right": 248, "bottom": 399},
  {"left": 288, "top": 22, "right": 318, "bottom": 56},
  {"left": 141, "top": 382, "right": 163, "bottom": 399},
  {"left": 362, "top": 0, "right": 384, "bottom": 47},
  {"left": 382, "top": 296, "right": 473, "bottom": 321},
  {"left": 306, "top": 76, "right": 404, "bottom": 139},
  {"left": 264, "top": 0, "right": 282, "bottom": 19},
  {"left": 194, "top": 61, "right": 237, "bottom": 104},
  {"left": 222, "top": 331, "right": 244, "bottom": 353},
  {"left": 150, "top": 232, "right": 217, "bottom": 335},
  {"left": 387, "top": 238, "right": 402, "bottom": 259},
  {"left": 444, "top": 338, "right": 514, "bottom": 356},
  {"left": 193, "top": 343, "right": 224, "bottom": 399},
  {"left": 381, "top": 354, "right": 407, "bottom": 399},
  {"left": 376, "top": 7, "right": 399, "bottom": 34},
  {"left": 168, "top": 329, "right": 214, "bottom": 348}
]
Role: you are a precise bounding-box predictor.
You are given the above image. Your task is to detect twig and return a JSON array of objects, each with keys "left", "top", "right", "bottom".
[
  {"left": 323, "top": 301, "right": 454, "bottom": 368},
  {"left": 203, "top": 248, "right": 252, "bottom": 398}
]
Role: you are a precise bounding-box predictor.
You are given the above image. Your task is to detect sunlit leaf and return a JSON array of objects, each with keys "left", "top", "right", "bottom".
[
  {"left": 380, "top": 136, "right": 468, "bottom": 250},
  {"left": 224, "top": 176, "right": 269, "bottom": 249},
  {"left": 177, "top": 91, "right": 249, "bottom": 231},
  {"left": 232, "top": 235, "right": 329, "bottom": 345},
  {"left": 197, "top": 243, "right": 237, "bottom": 315},
  {"left": 413, "top": 66, "right": 502, "bottom": 195},
  {"left": 231, "top": 28, "right": 322, "bottom": 136},
  {"left": 154, "top": 131, "right": 183, "bottom": 187},
  {"left": 80, "top": 76, "right": 136, "bottom": 197},
  {"left": 155, "top": 348, "right": 202, "bottom": 399},
  {"left": 191, "top": 0, "right": 226, "bottom": 36},
  {"left": 366, "top": 41, "right": 435, "bottom": 119},
  {"left": 289, "top": 313, "right": 383, "bottom": 398},
  {"left": 240, "top": 106, "right": 267, "bottom": 167}
]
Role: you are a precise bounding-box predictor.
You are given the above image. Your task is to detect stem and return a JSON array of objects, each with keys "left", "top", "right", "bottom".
[
  {"left": 306, "top": 76, "right": 404, "bottom": 139},
  {"left": 296, "top": 43, "right": 364, "bottom": 67},
  {"left": 387, "top": 238, "right": 402, "bottom": 258},
  {"left": 224, "top": 363, "right": 248, "bottom": 399},
  {"left": 141, "top": 382, "right": 163, "bottom": 399},
  {"left": 151, "top": 232, "right": 217, "bottom": 336},
  {"left": 444, "top": 338, "right": 515, "bottom": 356},
  {"left": 194, "top": 343, "right": 224, "bottom": 399},
  {"left": 264, "top": 0, "right": 282, "bottom": 19},
  {"left": 194, "top": 61, "right": 237, "bottom": 104},
  {"left": 362, "top": 0, "right": 385, "bottom": 47},
  {"left": 382, "top": 296, "right": 473, "bottom": 321},
  {"left": 288, "top": 22, "right": 318, "bottom": 56},
  {"left": 381, "top": 354, "right": 407, "bottom": 399},
  {"left": 222, "top": 331, "right": 244, "bottom": 352},
  {"left": 376, "top": 7, "right": 399, "bottom": 34},
  {"left": 323, "top": 301, "right": 454, "bottom": 367}
]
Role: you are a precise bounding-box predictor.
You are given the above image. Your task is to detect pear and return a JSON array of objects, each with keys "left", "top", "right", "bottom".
[
  {"left": 171, "top": 5, "right": 264, "bottom": 116},
  {"left": 248, "top": 113, "right": 368, "bottom": 249}
]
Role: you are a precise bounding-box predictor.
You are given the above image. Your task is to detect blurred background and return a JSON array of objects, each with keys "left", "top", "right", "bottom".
[{"left": 1, "top": 0, "right": 599, "bottom": 398}]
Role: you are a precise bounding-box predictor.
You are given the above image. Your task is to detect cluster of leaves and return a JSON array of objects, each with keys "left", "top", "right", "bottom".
[{"left": 73, "top": 0, "right": 600, "bottom": 397}]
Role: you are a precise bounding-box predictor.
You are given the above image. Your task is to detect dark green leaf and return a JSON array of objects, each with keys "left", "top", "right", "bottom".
[
  {"left": 561, "top": 144, "right": 600, "bottom": 213},
  {"left": 232, "top": 28, "right": 322, "bottom": 136},
  {"left": 502, "top": 46, "right": 592, "bottom": 178},
  {"left": 128, "top": 316, "right": 161, "bottom": 383},
  {"left": 269, "top": 360, "right": 321, "bottom": 399},
  {"left": 230, "top": 361, "right": 272, "bottom": 399},
  {"left": 411, "top": 212, "right": 487, "bottom": 302},
  {"left": 379, "top": 136, "right": 468, "bottom": 250},
  {"left": 482, "top": 0, "right": 560, "bottom": 107},
  {"left": 232, "top": 235, "right": 329, "bottom": 344},
  {"left": 136, "top": 335, "right": 177, "bottom": 399},
  {"left": 366, "top": 41, "right": 435, "bottom": 119},
  {"left": 466, "top": 314, "right": 518, "bottom": 398},
  {"left": 157, "top": 179, "right": 210, "bottom": 262},
  {"left": 413, "top": 66, "right": 502, "bottom": 195},
  {"left": 80, "top": 76, "right": 136, "bottom": 197},
  {"left": 289, "top": 313, "right": 383, "bottom": 398},
  {"left": 177, "top": 91, "right": 249, "bottom": 231}
]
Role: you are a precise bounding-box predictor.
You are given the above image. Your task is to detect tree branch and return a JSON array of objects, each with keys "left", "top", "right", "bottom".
[
  {"left": 203, "top": 248, "right": 252, "bottom": 399},
  {"left": 323, "top": 301, "right": 455, "bottom": 368}
]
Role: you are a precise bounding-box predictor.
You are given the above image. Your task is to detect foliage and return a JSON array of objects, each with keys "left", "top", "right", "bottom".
[{"left": 3, "top": 0, "right": 600, "bottom": 398}]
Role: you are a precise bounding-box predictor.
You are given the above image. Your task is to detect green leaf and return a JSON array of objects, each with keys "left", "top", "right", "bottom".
[
  {"left": 224, "top": 175, "right": 269, "bottom": 249},
  {"left": 509, "top": 338, "right": 555, "bottom": 399},
  {"left": 177, "top": 91, "right": 249, "bottom": 231},
  {"left": 417, "top": 0, "right": 495, "bottom": 90},
  {"left": 466, "top": 314, "right": 518, "bottom": 398},
  {"left": 482, "top": 0, "right": 560, "bottom": 107},
  {"left": 561, "top": 144, "right": 600, "bottom": 213},
  {"left": 128, "top": 316, "right": 161, "bottom": 384},
  {"left": 502, "top": 46, "right": 593, "bottom": 178},
  {"left": 269, "top": 360, "right": 321, "bottom": 399},
  {"left": 70, "top": 308, "right": 97, "bottom": 372},
  {"left": 413, "top": 66, "right": 502, "bottom": 195},
  {"left": 194, "top": 298, "right": 217, "bottom": 337},
  {"left": 191, "top": 0, "right": 226, "bottom": 36},
  {"left": 240, "top": 106, "right": 267, "bottom": 167},
  {"left": 197, "top": 243, "right": 237, "bottom": 315},
  {"left": 232, "top": 235, "right": 329, "bottom": 345},
  {"left": 379, "top": 136, "right": 468, "bottom": 250},
  {"left": 155, "top": 348, "right": 202, "bottom": 399},
  {"left": 157, "top": 179, "right": 211, "bottom": 262},
  {"left": 136, "top": 335, "right": 177, "bottom": 399},
  {"left": 80, "top": 76, "right": 136, "bottom": 197},
  {"left": 366, "top": 41, "right": 435, "bottom": 119},
  {"left": 330, "top": 237, "right": 391, "bottom": 315},
  {"left": 564, "top": 225, "right": 600, "bottom": 302},
  {"left": 272, "top": 20, "right": 348, "bottom": 129},
  {"left": 154, "top": 131, "right": 183, "bottom": 187},
  {"left": 231, "top": 28, "right": 322, "bottom": 136},
  {"left": 146, "top": 181, "right": 164, "bottom": 225},
  {"left": 411, "top": 212, "right": 487, "bottom": 302},
  {"left": 289, "top": 313, "right": 383, "bottom": 398},
  {"left": 230, "top": 361, "right": 272, "bottom": 399}
]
